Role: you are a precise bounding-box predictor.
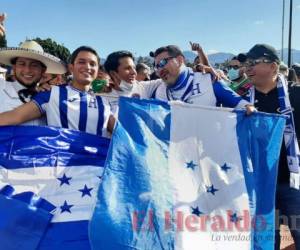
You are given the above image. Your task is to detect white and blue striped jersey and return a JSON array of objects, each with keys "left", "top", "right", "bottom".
[
  {"left": 133, "top": 68, "right": 249, "bottom": 109},
  {"left": 32, "top": 84, "right": 111, "bottom": 137}
]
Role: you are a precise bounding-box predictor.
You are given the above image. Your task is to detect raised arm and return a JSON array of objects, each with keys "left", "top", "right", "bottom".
[
  {"left": 0, "top": 102, "right": 42, "bottom": 125},
  {"left": 190, "top": 41, "right": 210, "bottom": 66}
]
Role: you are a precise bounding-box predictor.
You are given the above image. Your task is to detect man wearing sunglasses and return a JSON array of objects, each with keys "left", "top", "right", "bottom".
[
  {"left": 240, "top": 43, "right": 300, "bottom": 250},
  {"left": 134, "top": 45, "right": 253, "bottom": 113}
]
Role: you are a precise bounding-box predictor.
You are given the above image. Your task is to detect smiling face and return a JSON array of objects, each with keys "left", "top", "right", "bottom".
[
  {"left": 68, "top": 51, "right": 99, "bottom": 90},
  {"left": 245, "top": 58, "right": 277, "bottom": 87},
  {"left": 154, "top": 51, "right": 183, "bottom": 86},
  {"left": 13, "top": 57, "right": 45, "bottom": 87},
  {"left": 112, "top": 56, "right": 137, "bottom": 84}
]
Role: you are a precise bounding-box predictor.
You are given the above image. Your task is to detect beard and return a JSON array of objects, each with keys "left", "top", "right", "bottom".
[{"left": 15, "top": 74, "right": 41, "bottom": 89}]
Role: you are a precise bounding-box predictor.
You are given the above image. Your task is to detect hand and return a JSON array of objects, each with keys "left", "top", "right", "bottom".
[
  {"left": 0, "top": 13, "right": 6, "bottom": 37},
  {"left": 189, "top": 41, "right": 202, "bottom": 52},
  {"left": 36, "top": 82, "right": 53, "bottom": 92},
  {"left": 194, "top": 64, "right": 221, "bottom": 81},
  {"left": 109, "top": 73, "right": 121, "bottom": 90},
  {"left": 245, "top": 104, "right": 257, "bottom": 115}
]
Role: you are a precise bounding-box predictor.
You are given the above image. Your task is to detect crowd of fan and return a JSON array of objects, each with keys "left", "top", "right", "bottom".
[{"left": 1, "top": 12, "right": 300, "bottom": 250}]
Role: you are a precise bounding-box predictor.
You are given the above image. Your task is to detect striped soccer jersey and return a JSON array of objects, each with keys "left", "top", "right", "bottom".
[{"left": 32, "top": 84, "right": 111, "bottom": 137}]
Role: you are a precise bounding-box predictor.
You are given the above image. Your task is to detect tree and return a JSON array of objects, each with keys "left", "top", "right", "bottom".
[{"left": 33, "top": 37, "right": 70, "bottom": 63}]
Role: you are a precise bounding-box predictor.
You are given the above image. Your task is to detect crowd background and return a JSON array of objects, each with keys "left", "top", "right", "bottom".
[{"left": 1, "top": 6, "right": 300, "bottom": 249}]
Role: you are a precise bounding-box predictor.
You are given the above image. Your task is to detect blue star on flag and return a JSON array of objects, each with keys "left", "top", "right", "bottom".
[
  {"left": 60, "top": 200, "right": 73, "bottom": 214},
  {"left": 206, "top": 185, "right": 219, "bottom": 195},
  {"left": 57, "top": 173, "right": 72, "bottom": 186},
  {"left": 221, "top": 163, "right": 231, "bottom": 172},
  {"left": 79, "top": 184, "right": 93, "bottom": 197},
  {"left": 191, "top": 206, "right": 203, "bottom": 217},
  {"left": 230, "top": 212, "right": 242, "bottom": 223},
  {"left": 186, "top": 160, "right": 197, "bottom": 170}
]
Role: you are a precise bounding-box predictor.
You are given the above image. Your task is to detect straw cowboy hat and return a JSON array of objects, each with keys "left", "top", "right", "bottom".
[{"left": 0, "top": 40, "right": 67, "bottom": 74}]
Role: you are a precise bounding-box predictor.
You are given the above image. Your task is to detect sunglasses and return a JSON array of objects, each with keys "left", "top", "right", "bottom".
[
  {"left": 244, "top": 59, "right": 273, "bottom": 67},
  {"left": 154, "top": 57, "right": 174, "bottom": 71},
  {"left": 228, "top": 65, "right": 240, "bottom": 70}
]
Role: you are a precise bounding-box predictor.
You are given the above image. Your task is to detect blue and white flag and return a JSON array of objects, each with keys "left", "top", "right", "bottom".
[
  {"left": 90, "top": 97, "right": 286, "bottom": 250},
  {"left": 0, "top": 126, "right": 110, "bottom": 250}
]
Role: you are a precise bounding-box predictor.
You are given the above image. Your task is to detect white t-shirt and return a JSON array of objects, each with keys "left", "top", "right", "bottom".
[
  {"left": 99, "top": 79, "right": 162, "bottom": 116},
  {"left": 0, "top": 79, "right": 45, "bottom": 126}
]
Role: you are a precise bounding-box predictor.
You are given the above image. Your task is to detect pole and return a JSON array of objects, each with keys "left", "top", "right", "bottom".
[
  {"left": 281, "top": 0, "right": 285, "bottom": 61},
  {"left": 288, "top": 0, "right": 293, "bottom": 67}
]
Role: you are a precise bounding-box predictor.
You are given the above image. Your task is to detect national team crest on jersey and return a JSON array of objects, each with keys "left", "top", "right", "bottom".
[{"left": 32, "top": 85, "right": 111, "bottom": 137}]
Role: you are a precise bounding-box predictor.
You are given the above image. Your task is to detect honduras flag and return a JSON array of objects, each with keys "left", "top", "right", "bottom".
[
  {"left": 90, "top": 97, "right": 286, "bottom": 250},
  {"left": 0, "top": 126, "right": 109, "bottom": 250}
]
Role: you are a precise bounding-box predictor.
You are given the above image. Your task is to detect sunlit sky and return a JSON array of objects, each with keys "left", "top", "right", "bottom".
[{"left": 2, "top": 0, "right": 300, "bottom": 57}]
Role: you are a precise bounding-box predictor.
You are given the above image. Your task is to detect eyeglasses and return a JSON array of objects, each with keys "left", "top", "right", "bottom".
[
  {"left": 228, "top": 65, "right": 240, "bottom": 70},
  {"left": 154, "top": 57, "right": 174, "bottom": 71},
  {"left": 244, "top": 59, "right": 273, "bottom": 68}
]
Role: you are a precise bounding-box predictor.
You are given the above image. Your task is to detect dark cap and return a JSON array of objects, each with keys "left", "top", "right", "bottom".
[{"left": 239, "top": 44, "right": 280, "bottom": 64}]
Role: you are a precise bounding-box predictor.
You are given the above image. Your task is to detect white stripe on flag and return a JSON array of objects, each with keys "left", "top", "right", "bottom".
[
  {"left": 169, "top": 103, "right": 251, "bottom": 250},
  {"left": 0, "top": 166, "right": 103, "bottom": 222}
]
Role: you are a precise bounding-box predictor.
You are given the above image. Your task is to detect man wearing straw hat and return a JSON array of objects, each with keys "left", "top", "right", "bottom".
[
  {"left": 0, "top": 25, "right": 66, "bottom": 125},
  {"left": 0, "top": 45, "right": 115, "bottom": 137}
]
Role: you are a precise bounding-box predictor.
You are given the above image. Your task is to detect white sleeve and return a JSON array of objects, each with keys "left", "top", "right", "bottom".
[{"left": 132, "top": 79, "right": 162, "bottom": 99}]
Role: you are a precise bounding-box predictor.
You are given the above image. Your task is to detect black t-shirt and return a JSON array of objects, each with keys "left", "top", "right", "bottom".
[
  {"left": 288, "top": 83, "right": 300, "bottom": 142},
  {"left": 254, "top": 87, "right": 290, "bottom": 184}
]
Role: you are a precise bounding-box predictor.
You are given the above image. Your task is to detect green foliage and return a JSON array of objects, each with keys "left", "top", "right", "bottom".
[
  {"left": 33, "top": 37, "right": 70, "bottom": 63},
  {"left": 0, "top": 35, "right": 7, "bottom": 48}
]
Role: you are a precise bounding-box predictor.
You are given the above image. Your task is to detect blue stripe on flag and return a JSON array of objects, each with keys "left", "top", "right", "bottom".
[
  {"left": 90, "top": 97, "right": 173, "bottom": 249},
  {"left": 235, "top": 110, "right": 285, "bottom": 250},
  {"left": 0, "top": 126, "right": 109, "bottom": 168},
  {"left": 38, "top": 221, "right": 90, "bottom": 250}
]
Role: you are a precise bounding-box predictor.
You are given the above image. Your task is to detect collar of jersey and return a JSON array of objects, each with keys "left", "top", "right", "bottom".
[{"left": 69, "top": 84, "right": 89, "bottom": 94}]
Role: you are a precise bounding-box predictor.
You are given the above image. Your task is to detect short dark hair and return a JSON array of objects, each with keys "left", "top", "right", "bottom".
[
  {"left": 152, "top": 45, "right": 184, "bottom": 58},
  {"left": 69, "top": 46, "right": 100, "bottom": 65},
  {"left": 11, "top": 57, "right": 46, "bottom": 69},
  {"left": 104, "top": 50, "right": 134, "bottom": 73},
  {"left": 136, "top": 63, "right": 150, "bottom": 73},
  {"left": 292, "top": 64, "right": 300, "bottom": 76},
  {"left": 98, "top": 64, "right": 106, "bottom": 72}
]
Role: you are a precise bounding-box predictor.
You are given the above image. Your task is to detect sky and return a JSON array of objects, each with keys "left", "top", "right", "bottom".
[{"left": 1, "top": 0, "right": 300, "bottom": 58}]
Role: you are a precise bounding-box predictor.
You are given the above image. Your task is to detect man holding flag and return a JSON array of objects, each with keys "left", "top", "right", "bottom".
[
  {"left": 240, "top": 43, "right": 300, "bottom": 250},
  {"left": 89, "top": 96, "right": 286, "bottom": 250}
]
